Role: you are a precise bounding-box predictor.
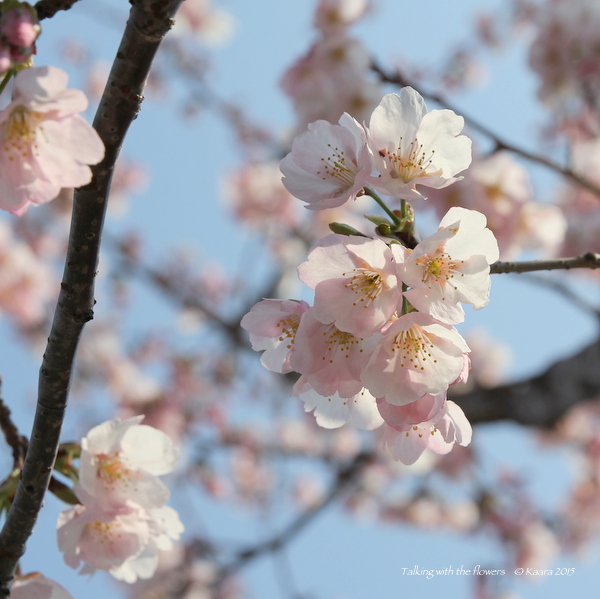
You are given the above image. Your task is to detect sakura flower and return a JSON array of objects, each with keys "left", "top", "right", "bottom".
[
  {"left": 11, "top": 573, "right": 74, "bottom": 599},
  {"left": 361, "top": 312, "right": 470, "bottom": 406},
  {"left": 296, "top": 379, "right": 384, "bottom": 430},
  {"left": 0, "top": 65, "right": 104, "bottom": 215},
  {"left": 367, "top": 88, "right": 472, "bottom": 200},
  {"left": 298, "top": 233, "right": 401, "bottom": 337},
  {"left": 280, "top": 112, "right": 371, "bottom": 210},
  {"left": 57, "top": 502, "right": 183, "bottom": 582},
  {"left": 240, "top": 298, "right": 310, "bottom": 374},
  {"left": 314, "top": 0, "right": 370, "bottom": 35},
  {"left": 280, "top": 35, "right": 381, "bottom": 129},
  {"left": 397, "top": 207, "right": 499, "bottom": 324},
  {"left": 382, "top": 400, "right": 472, "bottom": 465},
  {"left": 79, "top": 416, "right": 179, "bottom": 510},
  {"left": 290, "top": 308, "right": 377, "bottom": 398}
]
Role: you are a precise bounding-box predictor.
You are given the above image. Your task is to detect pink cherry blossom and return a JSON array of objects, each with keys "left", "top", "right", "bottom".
[
  {"left": 298, "top": 233, "right": 401, "bottom": 337},
  {"left": 223, "top": 161, "right": 300, "bottom": 229},
  {"left": 290, "top": 308, "right": 377, "bottom": 398},
  {"left": 382, "top": 400, "right": 472, "bottom": 465},
  {"left": 57, "top": 502, "right": 183, "bottom": 582},
  {"left": 367, "top": 88, "right": 472, "bottom": 200},
  {"left": 79, "top": 416, "right": 179, "bottom": 510},
  {"left": 11, "top": 573, "right": 74, "bottom": 599},
  {"left": 296, "top": 379, "right": 384, "bottom": 430},
  {"left": 360, "top": 312, "right": 470, "bottom": 406},
  {"left": 397, "top": 207, "right": 499, "bottom": 324},
  {"left": 280, "top": 112, "right": 371, "bottom": 210},
  {"left": 240, "top": 298, "right": 310, "bottom": 374},
  {"left": 313, "top": 0, "right": 370, "bottom": 35},
  {"left": 0, "top": 66, "right": 104, "bottom": 215},
  {"left": 280, "top": 35, "right": 382, "bottom": 130}
]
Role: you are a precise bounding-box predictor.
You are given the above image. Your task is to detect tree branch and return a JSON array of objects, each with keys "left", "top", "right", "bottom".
[
  {"left": 34, "top": 0, "right": 81, "bottom": 21},
  {"left": 454, "top": 334, "right": 600, "bottom": 427},
  {"left": 0, "top": 0, "right": 183, "bottom": 593},
  {"left": 372, "top": 62, "right": 600, "bottom": 197},
  {"left": 491, "top": 252, "right": 600, "bottom": 274}
]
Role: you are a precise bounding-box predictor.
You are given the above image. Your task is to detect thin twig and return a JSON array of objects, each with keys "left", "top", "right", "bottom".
[
  {"left": 372, "top": 62, "right": 600, "bottom": 198},
  {"left": 0, "top": 383, "right": 27, "bottom": 471},
  {"left": 0, "top": 0, "right": 184, "bottom": 592},
  {"left": 491, "top": 252, "right": 600, "bottom": 274}
]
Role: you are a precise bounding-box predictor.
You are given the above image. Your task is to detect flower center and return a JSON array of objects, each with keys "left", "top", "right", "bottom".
[
  {"left": 276, "top": 314, "right": 301, "bottom": 349},
  {"left": 383, "top": 136, "right": 442, "bottom": 183},
  {"left": 343, "top": 268, "right": 385, "bottom": 307},
  {"left": 415, "top": 250, "right": 464, "bottom": 294},
  {"left": 97, "top": 453, "right": 131, "bottom": 486},
  {"left": 316, "top": 143, "right": 358, "bottom": 189},
  {"left": 3, "top": 105, "right": 43, "bottom": 160},
  {"left": 392, "top": 325, "right": 437, "bottom": 370},
  {"left": 322, "top": 326, "right": 362, "bottom": 363}
]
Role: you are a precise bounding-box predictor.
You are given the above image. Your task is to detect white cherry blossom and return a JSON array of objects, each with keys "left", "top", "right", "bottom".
[
  {"left": 360, "top": 312, "right": 470, "bottom": 406},
  {"left": 280, "top": 112, "right": 371, "bottom": 210},
  {"left": 79, "top": 416, "right": 179, "bottom": 510},
  {"left": 367, "top": 88, "right": 471, "bottom": 200}
]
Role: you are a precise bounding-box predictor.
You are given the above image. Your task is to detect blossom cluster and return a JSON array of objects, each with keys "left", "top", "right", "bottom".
[
  {"left": 242, "top": 207, "right": 498, "bottom": 464},
  {"left": 243, "top": 86, "right": 499, "bottom": 465},
  {"left": 0, "top": 1, "right": 40, "bottom": 74},
  {"left": 57, "top": 417, "right": 184, "bottom": 583},
  {"left": 280, "top": 86, "right": 471, "bottom": 210}
]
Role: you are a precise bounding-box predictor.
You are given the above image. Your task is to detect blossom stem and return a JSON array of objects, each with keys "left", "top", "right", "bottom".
[
  {"left": 0, "top": 70, "right": 15, "bottom": 98},
  {"left": 363, "top": 187, "right": 401, "bottom": 227}
]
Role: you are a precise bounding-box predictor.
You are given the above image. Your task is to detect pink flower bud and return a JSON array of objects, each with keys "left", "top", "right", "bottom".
[{"left": 1, "top": 7, "right": 39, "bottom": 48}]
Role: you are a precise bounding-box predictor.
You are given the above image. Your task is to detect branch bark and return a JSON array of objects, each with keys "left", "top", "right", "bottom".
[
  {"left": 491, "top": 253, "right": 600, "bottom": 274},
  {"left": 454, "top": 334, "right": 600, "bottom": 427},
  {"left": 0, "top": 0, "right": 183, "bottom": 593}
]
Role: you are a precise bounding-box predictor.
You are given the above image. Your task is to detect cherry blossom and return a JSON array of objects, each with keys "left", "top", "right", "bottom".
[
  {"left": 11, "top": 573, "right": 74, "bottom": 599},
  {"left": 280, "top": 112, "right": 371, "bottom": 210},
  {"left": 360, "top": 312, "right": 470, "bottom": 406},
  {"left": 79, "top": 416, "right": 179, "bottom": 510},
  {"left": 290, "top": 308, "right": 377, "bottom": 398},
  {"left": 240, "top": 298, "right": 310, "bottom": 374},
  {"left": 382, "top": 400, "right": 472, "bottom": 465},
  {"left": 367, "top": 88, "right": 472, "bottom": 200},
  {"left": 57, "top": 501, "right": 183, "bottom": 583},
  {"left": 0, "top": 66, "right": 104, "bottom": 215},
  {"left": 223, "top": 161, "right": 300, "bottom": 230},
  {"left": 397, "top": 207, "right": 499, "bottom": 324},
  {"left": 297, "top": 380, "right": 384, "bottom": 430},
  {"left": 298, "top": 233, "right": 401, "bottom": 337},
  {"left": 314, "top": 0, "right": 370, "bottom": 35},
  {"left": 280, "top": 35, "right": 381, "bottom": 129}
]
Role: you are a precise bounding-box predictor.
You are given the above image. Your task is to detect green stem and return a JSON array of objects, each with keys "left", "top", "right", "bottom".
[
  {"left": 363, "top": 187, "right": 400, "bottom": 227},
  {"left": 0, "top": 69, "right": 14, "bottom": 98}
]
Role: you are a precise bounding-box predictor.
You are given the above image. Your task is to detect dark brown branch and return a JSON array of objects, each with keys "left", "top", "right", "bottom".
[
  {"left": 372, "top": 62, "right": 600, "bottom": 198},
  {"left": 0, "top": 383, "right": 27, "bottom": 471},
  {"left": 491, "top": 252, "right": 600, "bottom": 274},
  {"left": 212, "top": 452, "right": 373, "bottom": 589},
  {"left": 34, "top": 0, "right": 81, "bottom": 20},
  {"left": 454, "top": 334, "right": 600, "bottom": 427},
  {"left": 0, "top": 0, "right": 183, "bottom": 593}
]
